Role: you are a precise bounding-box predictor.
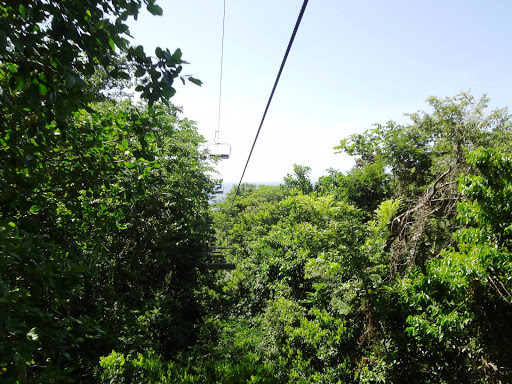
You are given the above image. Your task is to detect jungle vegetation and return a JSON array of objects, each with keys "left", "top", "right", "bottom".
[{"left": 1, "top": 1, "right": 512, "bottom": 383}]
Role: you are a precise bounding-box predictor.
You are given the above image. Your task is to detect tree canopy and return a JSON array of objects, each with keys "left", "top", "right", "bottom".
[
  {"left": 193, "top": 94, "right": 512, "bottom": 383},
  {"left": 1, "top": 1, "right": 213, "bottom": 382},
  {"left": 2, "top": 1, "right": 512, "bottom": 382}
]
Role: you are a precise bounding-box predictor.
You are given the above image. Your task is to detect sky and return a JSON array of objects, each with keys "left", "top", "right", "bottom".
[{"left": 128, "top": 0, "right": 512, "bottom": 183}]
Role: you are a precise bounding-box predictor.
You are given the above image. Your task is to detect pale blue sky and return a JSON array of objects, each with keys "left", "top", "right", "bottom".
[{"left": 128, "top": 0, "right": 512, "bottom": 182}]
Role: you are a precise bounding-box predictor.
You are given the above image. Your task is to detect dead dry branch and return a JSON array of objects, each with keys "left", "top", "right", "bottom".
[{"left": 389, "top": 165, "right": 461, "bottom": 279}]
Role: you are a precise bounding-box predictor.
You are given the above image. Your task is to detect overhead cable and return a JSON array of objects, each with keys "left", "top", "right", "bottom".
[{"left": 223, "top": 0, "right": 310, "bottom": 235}]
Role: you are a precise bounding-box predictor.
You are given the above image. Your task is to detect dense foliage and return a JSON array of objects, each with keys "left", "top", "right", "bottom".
[
  {"left": 2, "top": 1, "right": 512, "bottom": 383},
  {"left": 197, "top": 94, "right": 512, "bottom": 383},
  {"left": 1, "top": 1, "right": 213, "bottom": 382}
]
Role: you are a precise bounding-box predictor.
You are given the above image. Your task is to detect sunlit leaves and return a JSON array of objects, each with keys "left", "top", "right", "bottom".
[{"left": 206, "top": 94, "right": 512, "bottom": 383}]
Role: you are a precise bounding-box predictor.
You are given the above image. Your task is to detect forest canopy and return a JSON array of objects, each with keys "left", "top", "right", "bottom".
[
  {"left": 1, "top": 1, "right": 512, "bottom": 383},
  {"left": 1, "top": 0, "right": 213, "bottom": 382},
  {"left": 206, "top": 94, "right": 512, "bottom": 383}
]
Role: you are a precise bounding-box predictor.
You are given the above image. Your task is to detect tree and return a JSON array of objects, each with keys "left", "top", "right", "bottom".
[
  {"left": 0, "top": 0, "right": 200, "bottom": 111},
  {"left": 197, "top": 93, "right": 512, "bottom": 384},
  {"left": 0, "top": 97, "right": 216, "bottom": 381},
  {"left": 393, "top": 148, "right": 512, "bottom": 382},
  {"left": 212, "top": 183, "right": 285, "bottom": 244},
  {"left": 283, "top": 164, "right": 314, "bottom": 194},
  {"left": 0, "top": 1, "right": 213, "bottom": 382},
  {"left": 334, "top": 94, "right": 512, "bottom": 274},
  {"left": 316, "top": 164, "right": 391, "bottom": 214}
]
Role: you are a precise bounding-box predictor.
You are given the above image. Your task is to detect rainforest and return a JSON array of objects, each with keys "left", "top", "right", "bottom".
[{"left": 1, "top": 1, "right": 512, "bottom": 383}]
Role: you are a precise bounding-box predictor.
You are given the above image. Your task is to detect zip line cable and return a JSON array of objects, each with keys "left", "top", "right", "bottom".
[
  {"left": 223, "top": 0, "right": 310, "bottom": 238},
  {"left": 215, "top": 0, "right": 227, "bottom": 145}
]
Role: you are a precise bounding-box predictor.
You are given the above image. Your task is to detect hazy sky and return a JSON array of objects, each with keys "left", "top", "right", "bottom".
[{"left": 128, "top": 0, "right": 512, "bottom": 183}]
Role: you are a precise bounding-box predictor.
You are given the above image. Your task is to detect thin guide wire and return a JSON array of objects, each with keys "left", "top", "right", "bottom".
[{"left": 215, "top": 0, "right": 227, "bottom": 144}]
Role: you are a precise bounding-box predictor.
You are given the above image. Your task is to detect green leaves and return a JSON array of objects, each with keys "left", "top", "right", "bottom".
[
  {"left": 205, "top": 94, "right": 512, "bottom": 383},
  {"left": 283, "top": 164, "right": 314, "bottom": 194},
  {"left": 161, "top": 87, "right": 176, "bottom": 99},
  {"left": 134, "top": 67, "right": 145, "bottom": 77},
  {"left": 19, "top": 5, "right": 26, "bottom": 19},
  {"left": 188, "top": 77, "right": 202, "bottom": 86},
  {"left": 108, "top": 37, "right": 115, "bottom": 51},
  {"left": 0, "top": 96, "right": 216, "bottom": 380},
  {"left": 132, "top": 45, "right": 145, "bottom": 58},
  {"left": 171, "top": 48, "right": 183, "bottom": 61},
  {"left": 147, "top": 3, "right": 164, "bottom": 16},
  {"left": 0, "top": 0, "right": 207, "bottom": 379}
]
